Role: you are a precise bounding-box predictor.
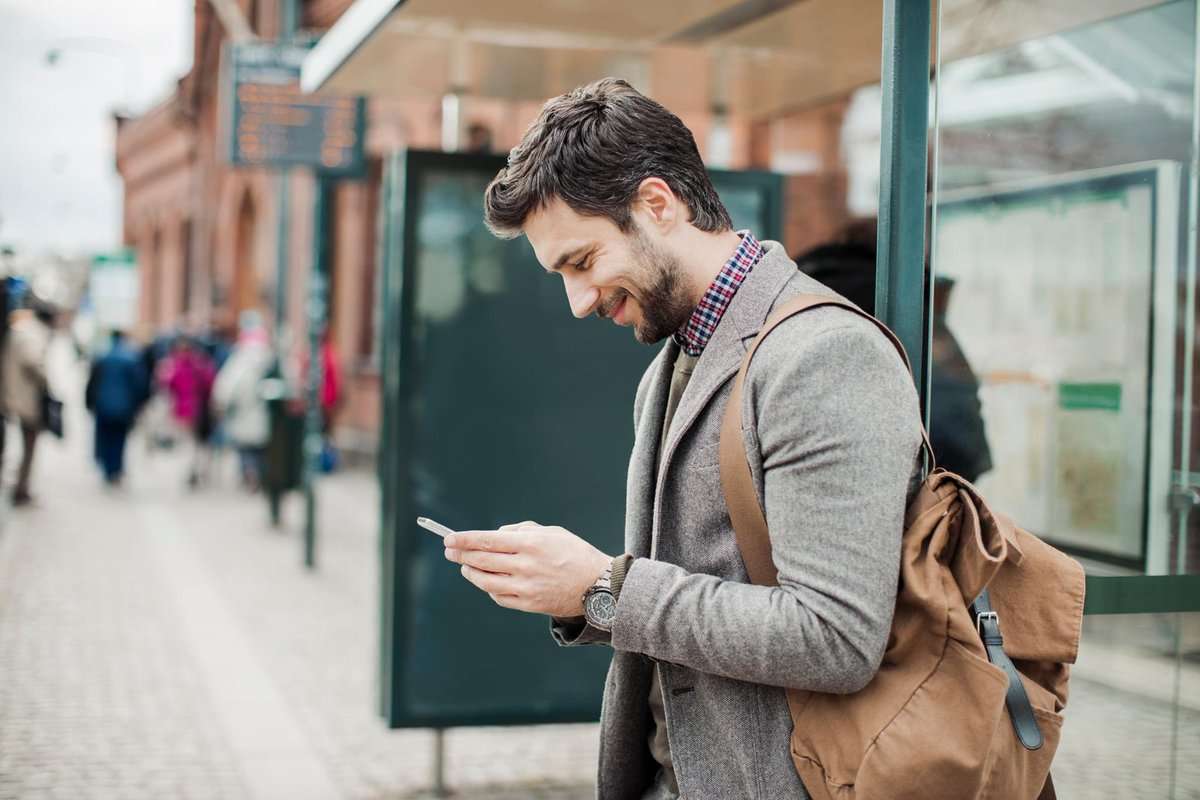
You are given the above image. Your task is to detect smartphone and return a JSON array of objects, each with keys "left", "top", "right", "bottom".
[{"left": 417, "top": 517, "right": 456, "bottom": 538}]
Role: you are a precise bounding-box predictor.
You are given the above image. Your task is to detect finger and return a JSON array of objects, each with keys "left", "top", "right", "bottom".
[
  {"left": 445, "top": 530, "right": 520, "bottom": 553},
  {"left": 498, "top": 520, "right": 540, "bottom": 532},
  {"left": 460, "top": 563, "right": 517, "bottom": 595},
  {"left": 452, "top": 549, "right": 522, "bottom": 574}
]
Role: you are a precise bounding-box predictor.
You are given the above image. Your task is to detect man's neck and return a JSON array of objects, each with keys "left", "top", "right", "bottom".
[{"left": 677, "top": 229, "right": 746, "bottom": 308}]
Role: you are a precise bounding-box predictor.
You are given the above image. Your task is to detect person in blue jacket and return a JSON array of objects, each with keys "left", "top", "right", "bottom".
[{"left": 86, "top": 330, "right": 147, "bottom": 485}]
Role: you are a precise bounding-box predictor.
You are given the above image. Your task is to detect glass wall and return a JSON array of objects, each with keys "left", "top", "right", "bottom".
[
  {"left": 931, "top": 2, "right": 1199, "bottom": 795},
  {"left": 931, "top": 0, "right": 1197, "bottom": 576}
]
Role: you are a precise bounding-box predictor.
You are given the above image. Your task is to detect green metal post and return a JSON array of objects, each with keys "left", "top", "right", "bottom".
[
  {"left": 378, "top": 150, "right": 406, "bottom": 721},
  {"left": 304, "top": 174, "right": 328, "bottom": 570},
  {"left": 279, "top": 0, "right": 296, "bottom": 36},
  {"left": 274, "top": 0, "right": 297, "bottom": 332},
  {"left": 275, "top": 177, "right": 290, "bottom": 329},
  {"left": 876, "top": 0, "right": 932, "bottom": 422}
]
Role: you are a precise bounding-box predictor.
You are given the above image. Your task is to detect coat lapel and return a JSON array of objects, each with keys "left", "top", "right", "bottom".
[
  {"left": 652, "top": 242, "right": 800, "bottom": 514},
  {"left": 624, "top": 342, "right": 676, "bottom": 558}
]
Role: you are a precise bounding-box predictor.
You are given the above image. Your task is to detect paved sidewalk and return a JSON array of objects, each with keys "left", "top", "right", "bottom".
[
  {"left": 0, "top": 375, "right": 596, "bottom": 799},
  {"left": 0, "top": 356, "right": 1197, "bottom": 798}
]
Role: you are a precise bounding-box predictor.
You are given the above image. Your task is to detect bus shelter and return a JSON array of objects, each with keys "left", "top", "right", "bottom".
[{"left": 303, "top": 1, "right": 1200, "bottom": 794}]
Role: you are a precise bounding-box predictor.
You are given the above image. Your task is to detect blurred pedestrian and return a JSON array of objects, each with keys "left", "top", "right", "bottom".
[
  {"left": 85, "top": 330, "right": 147, "bottom": 485},
  {"left": 212, "top": 315, "right": 273, "bottom": 490},
  {"left": 295, "top": 333, "right": 343, "bottom": 473},
  {"left": 159, "top": 336, "right": 216, "bottom": 488},
  {"left": 929, "top": 276, "right": 992, "bottom": 482},
  {"left": 1, "top": 301, "right": 52, "bottom": 506},
  {"left": 320, "top": 335, "right": 342, "bottom": 429},
  {"left": 139, "top": 329, "right": 176, "bottom": 451}
]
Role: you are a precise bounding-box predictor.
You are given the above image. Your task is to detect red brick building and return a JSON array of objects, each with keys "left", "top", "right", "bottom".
[{"left": 115, "top": 0, "right": 854, "bottom": 455}]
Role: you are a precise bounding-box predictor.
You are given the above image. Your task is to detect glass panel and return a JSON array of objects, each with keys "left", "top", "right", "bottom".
[
  {"left": 931, "top": 0, "right": 1200, "bottom": 576},
  {"left": 397, "top": 159, "right": 644, "bottom": 725},
  {"left": 1054, "top": 612, "right": 1200, "bottom": 797}
]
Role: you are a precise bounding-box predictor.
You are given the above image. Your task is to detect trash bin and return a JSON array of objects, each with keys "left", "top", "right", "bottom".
[{"left": 261, "top": 377, "right": 304, "bottom": 527}]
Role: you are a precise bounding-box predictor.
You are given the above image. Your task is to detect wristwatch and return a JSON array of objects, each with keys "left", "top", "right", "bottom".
[{"left": 582, "top": 565, "right": 617, "bottom": 632}]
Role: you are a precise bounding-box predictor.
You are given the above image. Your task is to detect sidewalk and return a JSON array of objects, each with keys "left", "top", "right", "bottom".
[
  {"left": 0, "top": 374, "right": 597, "bottom": 799},
  {"left": 0, "top": 357, "right": 1197, "bottom": 798}
]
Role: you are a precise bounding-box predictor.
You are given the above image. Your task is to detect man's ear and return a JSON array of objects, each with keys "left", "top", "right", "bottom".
[{"left": 634, "top": 178, "right": 678, "bottom": 229}]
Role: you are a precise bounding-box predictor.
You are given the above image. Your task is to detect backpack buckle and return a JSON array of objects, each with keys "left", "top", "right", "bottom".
[{"left": 975, "top": 611, "right": 999, "bottom": 637}]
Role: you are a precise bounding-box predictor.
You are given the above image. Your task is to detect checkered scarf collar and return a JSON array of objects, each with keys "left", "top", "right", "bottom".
[{"left": 673, "top": 231, "right": 764, "bottom": 357}]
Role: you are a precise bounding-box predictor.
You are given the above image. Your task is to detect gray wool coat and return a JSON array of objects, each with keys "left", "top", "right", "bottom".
[{"left": 553, "top": 241, "right": 924, "bottom": 800}]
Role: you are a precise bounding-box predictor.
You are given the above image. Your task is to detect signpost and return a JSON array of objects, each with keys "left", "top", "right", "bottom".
[
  {"left": 225, "top": 41, "right": 366, "bottom": 176},
  {"left": 223, "top": 40, "right": 365, "bottom": 569},
  {"left": 90, "top": 249, "right": 139, "bottom": 335}
]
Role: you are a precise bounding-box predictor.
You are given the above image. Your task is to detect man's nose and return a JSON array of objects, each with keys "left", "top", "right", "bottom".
[{"left": 564, "top": 277, "right": 600, "bottom": 319}]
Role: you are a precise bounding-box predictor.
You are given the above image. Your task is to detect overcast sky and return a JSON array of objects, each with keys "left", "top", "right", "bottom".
[{"left": 0, "top": 0, "right": 193, "bottom": 257}]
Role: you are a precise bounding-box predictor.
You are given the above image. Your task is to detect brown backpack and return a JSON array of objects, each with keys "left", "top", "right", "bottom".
[{"left": 719, "top": 294, "right": 1085, "bottom": 800}]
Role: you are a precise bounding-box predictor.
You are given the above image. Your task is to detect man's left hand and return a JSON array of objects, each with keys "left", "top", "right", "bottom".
[{"left": 444, "top": 521, "right": 612, "bottom": 617}]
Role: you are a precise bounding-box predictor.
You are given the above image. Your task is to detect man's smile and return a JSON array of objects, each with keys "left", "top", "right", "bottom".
[
  {"left": 611, "top": 295, "right": 629, "bottom": 325},
  {"left": 598, "top": 290, "right": 631, "bottom": 325}
]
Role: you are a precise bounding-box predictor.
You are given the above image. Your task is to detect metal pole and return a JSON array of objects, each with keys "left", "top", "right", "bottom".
[
  {"left": 433, "top": 728, "right": 448, "bottom": 797},
  {"left": 274, "top": 0, "right": 296, "bottom": 333},
  {"left": 875, "top": 0, "right": 932, "bottom": 425},
  {"left": 303, "top": 174, "right": 327, "bottom": 569},
  {"left": 274, "top": 175, "right": 290, "bottom": 331}
]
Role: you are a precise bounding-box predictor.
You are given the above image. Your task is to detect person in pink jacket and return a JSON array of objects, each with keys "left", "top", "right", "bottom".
[{"left": 159, "top": 336, "right": 216, "bottom": 487}]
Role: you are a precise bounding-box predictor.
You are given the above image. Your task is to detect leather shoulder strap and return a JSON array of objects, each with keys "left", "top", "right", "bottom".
[{"left": 718, "top": 294, "right": 935, "bottom": 587}]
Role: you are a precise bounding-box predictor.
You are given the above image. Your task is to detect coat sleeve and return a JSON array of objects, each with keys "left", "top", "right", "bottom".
[{"left": 610, "top": 318, "right": 922, "bottom": 693}]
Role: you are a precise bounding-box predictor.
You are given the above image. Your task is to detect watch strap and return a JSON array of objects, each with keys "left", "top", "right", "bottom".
[{"left": 610, "top": 554, "right": 634, "bottom": 601}]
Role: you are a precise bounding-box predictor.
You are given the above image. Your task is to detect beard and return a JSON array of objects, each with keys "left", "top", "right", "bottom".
[{"left": 604, "top": 227, "right": 694, "bottom": 344}]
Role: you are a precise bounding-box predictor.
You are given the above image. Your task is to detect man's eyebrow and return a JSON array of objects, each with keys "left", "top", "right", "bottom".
[{"left": 549, "top": 244, "right": 591, "bottom": 273}]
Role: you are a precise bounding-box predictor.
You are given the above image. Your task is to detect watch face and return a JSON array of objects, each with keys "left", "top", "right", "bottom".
[{"left": 585, "top": 590, "right": 617, "bottom": 628}]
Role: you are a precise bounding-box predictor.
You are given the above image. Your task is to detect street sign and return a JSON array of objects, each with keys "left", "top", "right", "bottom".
[
  {"left": 224, "top": 41, "right": 366, "bottom": 176},
  {"left": 89, "top": 248, "right": 139, "bottom": 332}
]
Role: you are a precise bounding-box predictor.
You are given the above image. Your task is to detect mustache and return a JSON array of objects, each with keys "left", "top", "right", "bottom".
[{"left": 596, "top": 289, "right": 629, "bottom": 319}]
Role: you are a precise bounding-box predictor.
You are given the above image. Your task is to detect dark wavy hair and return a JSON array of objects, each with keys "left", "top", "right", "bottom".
[{"left": 483, "top": 78, "right": 732, "bottom": 239}]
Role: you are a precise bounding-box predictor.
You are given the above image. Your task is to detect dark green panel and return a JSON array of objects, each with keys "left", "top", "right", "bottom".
[
  {"left": 876, "top": 0, "right": 932, "bottom": 418},
  {"left": 379, "top": 150, "right": 785, "bottom": 728},
  {"left": 708, "top": 167, "right": 785, "bottom": 240},
  {"left": 1084, "top": 575, "right": 1200, "bottom": 615}
]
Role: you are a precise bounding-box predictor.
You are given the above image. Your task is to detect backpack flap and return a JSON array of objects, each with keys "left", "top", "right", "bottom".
[{"left": 987, "top": 527, "right": 1085, "bottom": 666}]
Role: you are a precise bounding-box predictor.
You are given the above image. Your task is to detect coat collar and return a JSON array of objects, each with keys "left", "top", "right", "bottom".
[{"left": 651, "top": 240, "right": 799, "bottom": 507}]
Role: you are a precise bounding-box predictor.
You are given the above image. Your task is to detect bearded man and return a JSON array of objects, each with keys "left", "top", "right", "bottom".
[{"left": 442, "top": 78, "right": 924, "bottom": 800}]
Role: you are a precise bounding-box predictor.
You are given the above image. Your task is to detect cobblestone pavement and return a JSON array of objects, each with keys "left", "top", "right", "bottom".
[
  {"left": 0, "top": 371, "right": 595, "bottom": 800},
  {"left": 0, "top": 362, "right": 1197, "bottom": 799}
]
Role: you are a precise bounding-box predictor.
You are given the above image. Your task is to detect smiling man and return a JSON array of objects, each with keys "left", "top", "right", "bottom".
[{"left": 442, "top": 78, "right": 924, "bottom": 800}]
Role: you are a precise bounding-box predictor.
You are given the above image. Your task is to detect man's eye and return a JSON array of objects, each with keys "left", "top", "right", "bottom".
[{"left": 572, "top": 259, "right": 590, "bottom": 272}]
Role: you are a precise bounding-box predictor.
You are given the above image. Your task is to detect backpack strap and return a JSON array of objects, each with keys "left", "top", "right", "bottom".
[
  {"left": 718, "top": 293, "right": 1046, "bottom": 757},
  {"left": 971, "top": 588, "right": 1045, "bottom": 751},
  {"left": 718, "top": 293, "right": 934, "bottom": 586}
]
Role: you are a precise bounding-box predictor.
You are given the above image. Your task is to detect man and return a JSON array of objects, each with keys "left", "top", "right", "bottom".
[
  {"left": 86, "top": 330, "right": 147, "bottom": 485},
  {"left": 442, "top": 78, "right": 924, "bottom": 799},
  {"left": 1, "top": 301, "right": 52, "bottom": 506}
]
